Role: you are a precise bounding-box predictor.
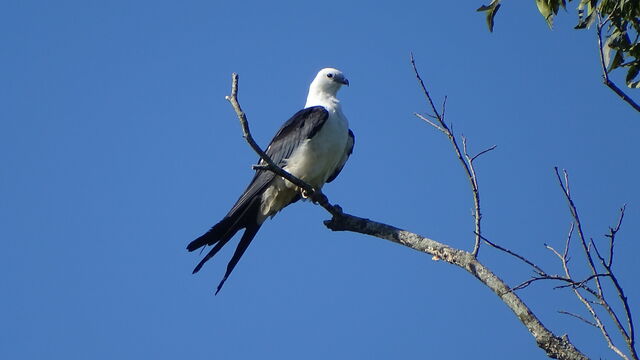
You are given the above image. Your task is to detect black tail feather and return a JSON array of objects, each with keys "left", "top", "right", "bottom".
[
  {"left": 192, "top": 237, "right": 231, "bottom": 274},
  {"left": 215, "top": 224, "right": 261, "bottom": 295},
  {"left": 188, "top": 196, "right": 263, "bottom": 293},
  {"left": 187, "top": 216, "right": 236, "bottom": 252}
]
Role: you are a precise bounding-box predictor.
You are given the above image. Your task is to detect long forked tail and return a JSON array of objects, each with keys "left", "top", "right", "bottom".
[
  {"left": 187, "top": 197, "right": 263, "bottom": 294},
  {"left": 187, "top": 216, "right": 236, "bottom": 253},
  {"left": 214, "top": 224, "right": 260, "bottom": 294}
]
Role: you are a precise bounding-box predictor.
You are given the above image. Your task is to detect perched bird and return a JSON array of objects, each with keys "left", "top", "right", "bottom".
[{"left": 188, "top": 68, "right": 354, "bottom": 294}]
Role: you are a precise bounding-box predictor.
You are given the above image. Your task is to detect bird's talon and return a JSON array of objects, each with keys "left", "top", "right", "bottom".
[{"left": 301, "top": 188, "right": 315, "bottom": 199}]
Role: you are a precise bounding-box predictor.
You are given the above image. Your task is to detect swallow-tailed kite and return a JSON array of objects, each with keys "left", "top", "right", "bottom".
[{"left": 187, "top": 68, "right": 354, "bottom": 294}]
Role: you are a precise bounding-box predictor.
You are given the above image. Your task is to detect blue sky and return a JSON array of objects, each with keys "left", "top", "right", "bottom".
[{"left": 2, "top": 1, "right": 639, "bottom": 359}]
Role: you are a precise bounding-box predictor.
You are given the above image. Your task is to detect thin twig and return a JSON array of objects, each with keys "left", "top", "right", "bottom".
[
  {"left": 591, "top": 239, "right": 608, "bottom": 268},
  {"left": 553, "top": 273, "right": 611, "bottom": 290},
  {"left": 559, "top": 311, "right": 598, "bottom": 328},
  {"left": 554, "top": 167, "right": 633, "bottom": 359},
  {"left": 441, "top": 96, "right": 448, "bottom": 121},
  {"left": 511, "top": 277, "right": 547, "bottom": 291},
  {"left": 554, "top": 168, "right": 604, "bottom": 294},
  {"left": 605, "top": 205, "right": 626, "bottom": 268},
  {"left": 546, "top": 243, "right": 564, "bottom": 262},
  {"left": 509, "top": 274, "right": 602, "bottom": 295},
  {"left": 563, "top": 223, "right": 574, "bottom": 263},
  {"left": 415, "top": 113, "right": 445, "bottom": 133},
  {"left": 471, "top": 145, "right": 497, "bottom": 163},
  {"left": 595, "top": 205, "right": 637, "bottom": 359},
  {"left": 411, "top": 53, "right": 489, "bottom": 257},
  {"left": 560, "top": 243, "right": 624, "bottom": 358},
  {"left": 479, "top": 233, "right": 546, "bottom": 276}
]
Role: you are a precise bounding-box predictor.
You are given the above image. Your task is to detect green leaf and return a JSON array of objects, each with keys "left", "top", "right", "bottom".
[
  {"left": 629, "top": 43, "right": 640, "bottom": 59},
  {"left": 610, "top": 50, "right": 624, "bottom": 71},
  {"left": 603, "top": 35, "right": 614, "bottom": 67},
  {"left": 477, "top": 0, "right": 502, "bottom": 32},
  {"left": 575, "top": 0, "right": 596, "bottom": 29},
  {"left": 625, "top": 64, "right": 640, "bottom": 87},
  {"left": 536, "top": 0, "right": 555, "bottom": 28},
  {"left": 474, "top": 0, "right": 640, "bottom": 91}
]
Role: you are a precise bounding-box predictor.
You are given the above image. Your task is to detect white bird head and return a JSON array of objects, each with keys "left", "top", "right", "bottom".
[
  {"left": 310, "top": 68, "right": 349, "bottom": 94},
  {"left": 306, "top": 68, "right": 348, "bottom": 107}
]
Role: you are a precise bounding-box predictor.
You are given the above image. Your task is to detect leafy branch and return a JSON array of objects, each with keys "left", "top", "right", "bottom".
[{"left": 476, "top": 0, "right": 640, "bottom": 113}]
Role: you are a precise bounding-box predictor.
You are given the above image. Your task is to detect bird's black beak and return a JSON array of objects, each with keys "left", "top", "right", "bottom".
[{"left": 341, "top": 78, "right": 349, "bottom": 86}]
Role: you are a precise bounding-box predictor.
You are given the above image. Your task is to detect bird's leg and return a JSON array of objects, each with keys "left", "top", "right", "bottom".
[
  {"left": 307, "top": 189, "right": 343, "bottom": 217},
  {"left": 307, "top": 189, "right": 324, "bottom": 205},
  {"left": 301, "top": 187, "right": 316, "bottom": 199}
]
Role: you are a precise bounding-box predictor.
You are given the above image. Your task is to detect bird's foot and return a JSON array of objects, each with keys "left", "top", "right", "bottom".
[{"left": 301, "top": 188, "right": 315, "bottom": 199}]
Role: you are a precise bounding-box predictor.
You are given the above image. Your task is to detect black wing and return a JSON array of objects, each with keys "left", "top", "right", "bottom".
[
  {"left": 326, "top": 129, "right": 355, "bottom": 183},
  {"left": 226, "top": 106, "right": 329, "bottom": 215},
  {"left": 265, "top": 106, "right": 329, "bottom": 167}
]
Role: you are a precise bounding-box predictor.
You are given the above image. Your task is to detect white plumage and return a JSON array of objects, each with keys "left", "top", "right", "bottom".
[{"left": 261, "top": 68, "right": 350, "bottom": 218}]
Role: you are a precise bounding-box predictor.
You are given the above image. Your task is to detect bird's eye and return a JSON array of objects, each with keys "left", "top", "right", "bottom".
[{"left": 327, "top": 73, "right": 334, "bottom": 78}]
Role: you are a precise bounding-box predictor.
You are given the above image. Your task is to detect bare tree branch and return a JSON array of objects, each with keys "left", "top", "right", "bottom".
[
  {"left": 511, "top": 276, "right": 550, "bottom": 292},
  {"left": 605, "top": 205, "right": 626, "bottom": 268},
  {"left": 408, "top": 59, "right": 633, "bottom": 359},
  {"left": 554, "top": 168, "right": 604, "bottom": 293},
  {"left": 324, "top": 213, "right": 588, "bottom": 359},
  {"left": 414, "top": 112, "right": 445, "bottom": 133},
  {"left": 559, "top": 311, "right": 598, "bottom": 328},
  {"left": 471, "top": 144, "right": 498, "bottom": 163},
  {"left": 480, "top": 233, "right": 546, "bottom": 276},
  {"left": 554, "top": 168, "right": 637, "bottom": 360},
  {"left": 563, "top": 223, "right": 574, "bottom": 264},
  {"left": 410, "top": 53, "right": 491, "bottom": 258},
  {"left": 553, "top": 221, "right": 623, "bottom": 358},
  {"left": 553, "top": 274, "right": 611, "bottom": 290},
  {"left": 595, "top": 206, "right": 636, "bottom": 359}
]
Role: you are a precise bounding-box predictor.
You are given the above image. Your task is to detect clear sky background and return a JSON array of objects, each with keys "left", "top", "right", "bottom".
[{"left": 2, "top": 1, "right": 639, "bottom": 359}]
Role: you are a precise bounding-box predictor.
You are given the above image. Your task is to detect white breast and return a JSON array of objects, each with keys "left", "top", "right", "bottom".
[
  {"left": 258, "top": 109, "right": 348, "bottom": 219},
  {"left": 283, "top": 106, "right": 349, "bottom": 189}
]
